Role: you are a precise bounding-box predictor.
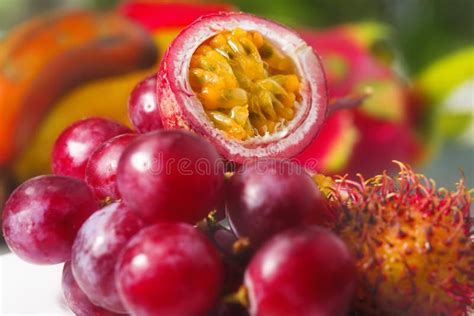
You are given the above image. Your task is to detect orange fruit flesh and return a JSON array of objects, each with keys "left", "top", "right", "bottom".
[{"left": 189, "top": 28, "right": 301, "bottom": 140}]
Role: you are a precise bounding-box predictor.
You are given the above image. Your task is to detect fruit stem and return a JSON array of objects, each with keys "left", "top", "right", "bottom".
[
  {"left": 327, "top": 87, "right": 373, "bottom": 117},
  {"left": 224, "top": 285, "right": 249, "bottom": 307},
  {"left": 100, "top": 196, "right": 114, "bottom": 207},
  {"left": 232, "top": 237, "right": 251, "bottom": 255},
  {"left": 196, "top": 210, "right": 219, "bottom": 234}
]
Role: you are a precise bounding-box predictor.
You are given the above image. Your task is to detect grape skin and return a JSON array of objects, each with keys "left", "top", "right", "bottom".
[
  {"left": 245, "top": 226, "right": 356, "bottom": 316},
  {"left": 85, "top": 133, "right": 137, "bottom": 201},
  {"left": 115, "top": 223, "right": 223, "bottom": 316},
  {"left": 128, "top": 74, "right": 163, "bottom": 133},
  {"left": 227, "top": 159, "right": 330, "bottom": 248},
  {"left": 2, "top": 175, "right": 98, "bottom": 264},
  {"left": 62, "top": 262, "right": 121, "bottom": 316},
  {"left": 72, "top": 202, "right": 144, "bottom": 313},
  {"left": 117, "top": 130, "right": 225, "bottom": 224},
  {"left": 52, "top": 117, "right": 131, "bottom": 179}
]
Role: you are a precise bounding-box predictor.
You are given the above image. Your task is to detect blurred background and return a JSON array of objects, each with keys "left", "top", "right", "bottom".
[
  {"left": 1, "top": 0, "right": 472, "bottom": 74},
  {"left": 0, "top": 0, "right": 472, "bottom": 198}
]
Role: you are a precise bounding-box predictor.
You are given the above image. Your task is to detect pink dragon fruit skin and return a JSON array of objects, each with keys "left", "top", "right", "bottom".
[{"left": 296, "top": 26, "right": 424, "bottom": 177}]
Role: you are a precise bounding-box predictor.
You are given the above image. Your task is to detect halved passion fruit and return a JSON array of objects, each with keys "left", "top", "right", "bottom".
[{"left": 157, "top": 12, "right": 327, "bottom": 163}]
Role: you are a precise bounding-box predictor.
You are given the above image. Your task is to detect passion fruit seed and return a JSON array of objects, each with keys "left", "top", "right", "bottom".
[{"left": 190, "top": 28, "right": 301, "bottom": 140}]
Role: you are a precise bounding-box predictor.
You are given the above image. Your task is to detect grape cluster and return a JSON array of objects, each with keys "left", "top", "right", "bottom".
[{"left": 2, "top": 76, "right": 356, "bottom": 316}]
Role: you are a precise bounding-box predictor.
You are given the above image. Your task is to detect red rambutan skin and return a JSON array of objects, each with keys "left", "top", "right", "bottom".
[{"left": 324, "top": 162, "right": 474, "bottom": 316}]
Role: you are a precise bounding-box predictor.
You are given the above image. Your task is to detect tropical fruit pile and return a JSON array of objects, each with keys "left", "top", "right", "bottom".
[{"left": 1, "top": 6, "right": 473, "bottom": 316}]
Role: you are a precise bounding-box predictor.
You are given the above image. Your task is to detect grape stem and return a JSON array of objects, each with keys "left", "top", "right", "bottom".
[
  {"left": 327, "top": 87, "right": 373, "bottom": 117},
  {"left": 232, "top": 237, "right": 251, "bottom": 255},
  {"left": 224, "top": 285, "right": 249, "bottom": 307}
]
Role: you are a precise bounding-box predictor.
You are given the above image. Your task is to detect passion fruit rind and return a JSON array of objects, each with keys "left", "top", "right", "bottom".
[
  {"left": 325, "top": 162, "right": 473, "bottom": 316},
  {"left": 157, "top": 12, "right": 328, "bottom": 164}
]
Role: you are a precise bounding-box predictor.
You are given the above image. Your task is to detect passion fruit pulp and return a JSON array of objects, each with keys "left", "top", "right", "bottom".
[
  {"left": 189, "top": 28, "right": 301, "bottom": 140},
  {"left": 158, "top": 12, "right": 327, "bottom": 164}
]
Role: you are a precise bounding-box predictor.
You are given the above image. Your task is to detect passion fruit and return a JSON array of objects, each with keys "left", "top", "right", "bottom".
[{"left": 157, "top": 12, "right": 327, "bottom": 164}]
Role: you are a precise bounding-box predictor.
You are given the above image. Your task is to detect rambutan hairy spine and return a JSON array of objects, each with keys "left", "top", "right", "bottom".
[{"left": 324, "top": 161, "right": 473, "bottom": 316}]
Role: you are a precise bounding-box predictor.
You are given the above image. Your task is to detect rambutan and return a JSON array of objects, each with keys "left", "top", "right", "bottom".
[{"left": 323, "top": 162, "right": 473, "bottom": 315}]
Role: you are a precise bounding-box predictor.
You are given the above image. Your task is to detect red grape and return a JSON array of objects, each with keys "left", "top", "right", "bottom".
[
  {"left": 62, "top": 262, "right": 121, "bottom": 316},
  {"left": 128, "top": 74, "right": 163, "bottom": 133},
  {"left": 52, "top": 117, "right": 131, "bottom": 179},
  {"left": 227, "top": 159, "right": 330, "bottom": 248},
  {"left": 245, "top": 226, "right": 356, "bottom": 316},
  {"left": 115, "top": 223, "right": 223, "bottom": 316},
  {"left": 85, "top": 134, "right": 137, "bottom": 201},
  {"left": 2, "top": 175, "right": 98, "bottom": 264},
  {"left": 117, "top": 130, "right": 225, "bottom": 223},
  {"left": 72, "top": 202, "right": 144, "bottom": 313}
]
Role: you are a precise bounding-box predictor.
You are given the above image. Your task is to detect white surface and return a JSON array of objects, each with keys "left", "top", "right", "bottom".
[{"left": 0, "top": 253, "right": 73, "bottom": 315}]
